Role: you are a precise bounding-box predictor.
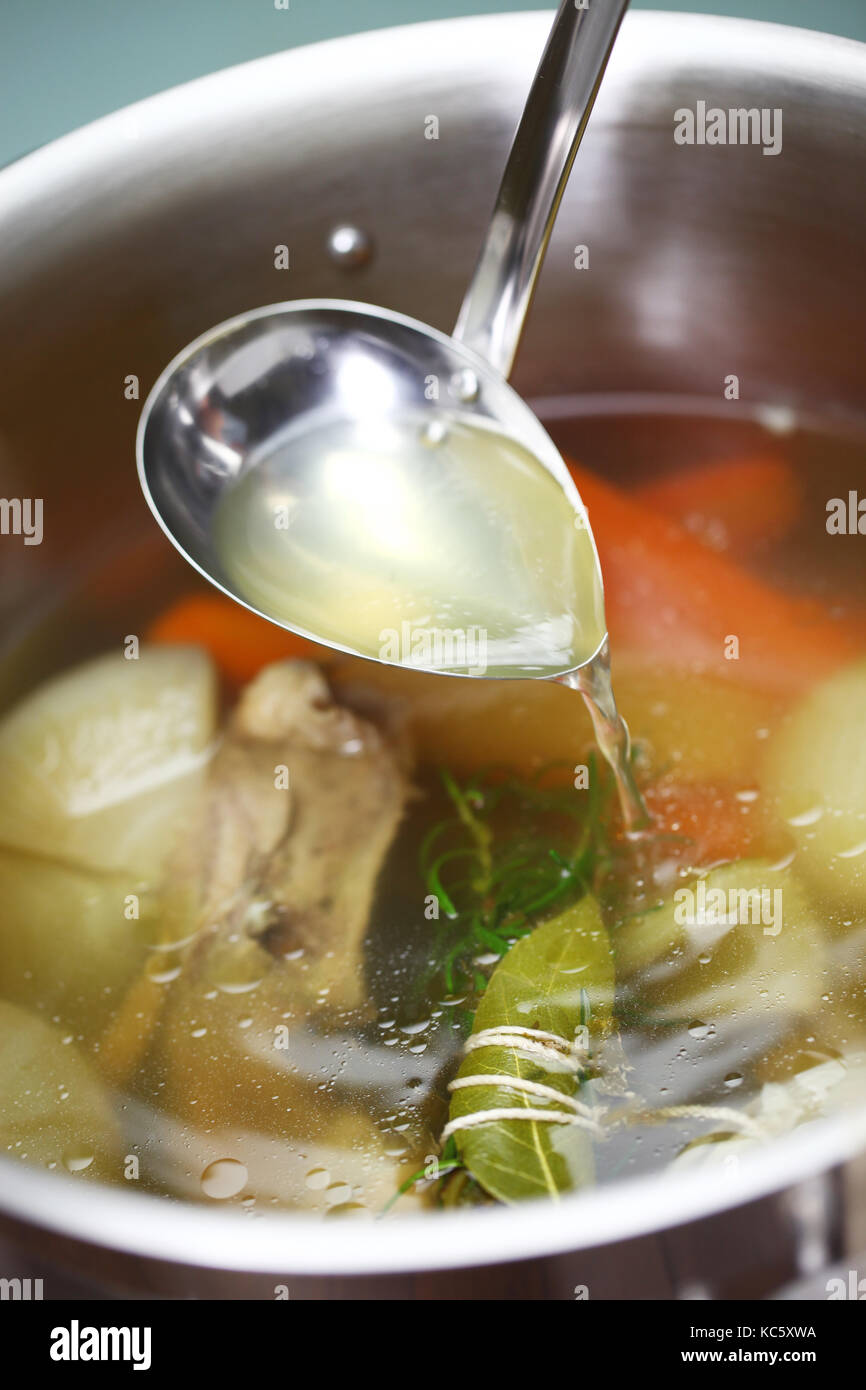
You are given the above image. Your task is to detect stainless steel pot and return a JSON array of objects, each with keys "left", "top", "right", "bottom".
[{"left": 0, "top": 10, "right": 865, "bottom": 1300}]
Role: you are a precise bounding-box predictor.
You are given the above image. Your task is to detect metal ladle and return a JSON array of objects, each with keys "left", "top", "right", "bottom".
[{"left": 137, "top": 0, "right": 629, "bottom": 684}]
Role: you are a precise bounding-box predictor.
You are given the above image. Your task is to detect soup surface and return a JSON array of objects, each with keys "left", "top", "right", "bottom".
[{"left": 0, "top": 404, "right": 864, "bottom": 1215}]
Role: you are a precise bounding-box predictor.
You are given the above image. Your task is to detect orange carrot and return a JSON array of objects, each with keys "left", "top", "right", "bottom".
[
  {"left": 147, "top": 593, "right": 331, "bottom": 685},
  {"left": 641, "top": 779, "right": 774, "bottom": 871},
  {"left": 635, "top": 454, "right": 801, "bottom": 554},
  {"left": 567, "top": 459, "right": 865, "bottom": 696}
]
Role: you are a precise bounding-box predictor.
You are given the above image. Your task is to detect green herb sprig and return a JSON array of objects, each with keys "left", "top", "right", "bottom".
[{"left": 420, "top": 756, "right": 615, "bottom": 996}]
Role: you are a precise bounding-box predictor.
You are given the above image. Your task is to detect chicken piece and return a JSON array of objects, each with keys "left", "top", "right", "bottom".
[
  {"left": 147, "top": 663, "right": 420, "bottom": 1204},
  {"left": 100, "top": 659, "right": 412, "bottom": 1092},
  {"left": 169, "top": 659, "right": 412, "bottom": 1011}
]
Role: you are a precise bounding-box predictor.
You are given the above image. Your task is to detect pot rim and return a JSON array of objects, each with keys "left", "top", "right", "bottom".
[
  {"left": 2, "top": 9, "right": 866, "bottom": 1274},
  {"left": 1, "top": 1104, "right": 864, "bottom": 1276}
]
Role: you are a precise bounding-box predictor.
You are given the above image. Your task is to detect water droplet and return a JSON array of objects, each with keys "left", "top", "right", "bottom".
[
  {"left": 201, "top": 1158, "right": 247, "bottom": 1199},
  {"left": 210, "top": 937, "right": 266, "bottom": 995},
  {"left": 325, "top": 1201, "right": 368, "bottom": 1219},
  {"left": 451, "top": 367, "right": 479, "bottom": 403},
  {"left": 420, "top": 418, "right": 447, "bottom": 448},
  {"left": 147, "top": 961, "right": 182, "bottom": 985},
  {"left": 216, "top": 976, "right": 264, "bottom": 996},
  {"left": 688, "top": 1021, "right": 711, "bottom": 1039},
  {"left": 63, "top": 1149, "right": 94, "bottom": 1173},
  {"left": 305, "top": 1167, "right": 330, "bottom": 1191},
  {"left": 724, "top": 1072, "right": 744, "bottom": 1089},
  {"left": 324, "top": 1181, "right": 352, "bottom": 1206}
]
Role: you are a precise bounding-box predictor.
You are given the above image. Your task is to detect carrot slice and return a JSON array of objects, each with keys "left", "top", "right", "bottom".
[
  {"left": 146, "top": 594, "right": 331, "bottom": 685},
  {"left": 636, "top": 454, "right": 801, "bottom": 554},
  {"left": 567, "top": 459, "right": 865, "bottom": 695},
  {"left": 640, "top": 779, "right": 775, "bottom": 871}
]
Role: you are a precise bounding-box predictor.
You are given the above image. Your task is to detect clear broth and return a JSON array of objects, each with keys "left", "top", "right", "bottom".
[{"left": 1, "top": 403, "right": 864, "bottom": 1213}]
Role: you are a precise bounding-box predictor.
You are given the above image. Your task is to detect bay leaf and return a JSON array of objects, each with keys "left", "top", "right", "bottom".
[{"left": 449, "top": 896, "right": 614, "bottom": 1204}]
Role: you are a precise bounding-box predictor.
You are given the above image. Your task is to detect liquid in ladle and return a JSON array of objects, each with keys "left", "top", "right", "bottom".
[{"left": 214, "top": 409, "right": 647, "bottom": 825}]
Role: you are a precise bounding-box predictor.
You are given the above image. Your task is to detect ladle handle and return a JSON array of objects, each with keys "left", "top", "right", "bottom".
[{"left": 453, "top": 0, "right": 629, "bottom": 378}]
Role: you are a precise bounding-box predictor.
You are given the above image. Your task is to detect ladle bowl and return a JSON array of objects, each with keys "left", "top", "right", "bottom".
[{"left": 136, "top": 297, "right": 600, "bottom": 676}]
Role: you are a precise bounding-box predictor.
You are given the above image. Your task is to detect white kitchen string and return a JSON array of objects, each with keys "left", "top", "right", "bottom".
[
  {"left": 463, "top": 1024, "right": 587, "bottom": 1073},
  {"left": 441, "top": 1025, "right": 596, "bottom": 1140},
  {"left": 440, "top": 1025, "right": 764, "bottom": 1144}
]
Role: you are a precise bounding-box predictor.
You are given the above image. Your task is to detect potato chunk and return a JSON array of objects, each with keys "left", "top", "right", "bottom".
[
  {"left": 613, "top": 859, "right": 825, "bottom": 1023},
  {"left": 0, "top": 1001, "right": 120, "bottom": 1178},
  {"left": 0, "top": 645, "right": 218, "bottom": 1029},
  {"left": 764, "top": 658, "right": 866, "bottom": 909},
  {"left": 0, "top": 645, "right": 217, "bottom": 875}
]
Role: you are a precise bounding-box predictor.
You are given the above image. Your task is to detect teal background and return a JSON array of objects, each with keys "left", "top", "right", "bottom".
[{"left": 3, "top": 1, "right": 865, "bottom": 166}]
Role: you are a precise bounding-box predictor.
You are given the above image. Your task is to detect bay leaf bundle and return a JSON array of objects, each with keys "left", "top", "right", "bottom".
[{"left": 448, "top": 896, "right": 614, "bottom": 1203}]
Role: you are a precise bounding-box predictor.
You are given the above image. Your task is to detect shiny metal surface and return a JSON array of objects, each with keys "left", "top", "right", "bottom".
[
  {"left": 455, "top": 0, "right": 628, "bottom": 373},
  {"left": 138, "top": 0, "right": 626, "bottom": 671},
  {"left": 0, "top": 10, "right": 865, "bottom": 1293},
  {"left": 137, "top": 298, "right": 597, "bottom": 676}
]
